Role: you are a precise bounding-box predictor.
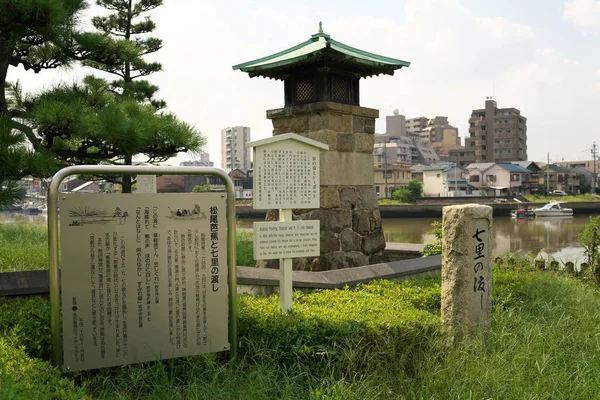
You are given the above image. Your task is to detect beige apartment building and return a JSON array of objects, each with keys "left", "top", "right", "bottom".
[
  {"left": 465, "top": 98, "right": 527, "bottom": 162},
  {"left": 373, "top": 164, "right": 413, "bottom": 198},
  {"left": 406, "top": 116, "right": 429, "bottom": 133},
  {"left": 220, "top": 126, "right": 252, "bottom": 171},
  {"left": 446, "top": 148, "right": 477, "bottom": 167}
]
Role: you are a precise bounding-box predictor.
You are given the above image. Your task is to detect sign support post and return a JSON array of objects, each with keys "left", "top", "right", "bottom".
[
  {"left": 248, "top": 133, "right": 328, "bottom": 312},
  {"left": 279, "top": 209, "right": 293, "bottom": 312},
  {"left": 48, "top": 165, "right": 237, "bottom": 371}
]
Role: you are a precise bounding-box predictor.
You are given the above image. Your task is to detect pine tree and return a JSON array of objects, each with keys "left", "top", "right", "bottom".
[
  {"left": 16, "top": 76, "right": 204, "bottom": 189},
  {"left": 68, "top": 0, "right": 204, "bottom": 192},
  {"left": 0, "top": 0, "right": 85, "bottom": 206},
  {"left": 79, "top": 0, "right": 166, "bottom": 109},
  {"left": 0, "top": 0, "right": 85, "bottom": 119}
]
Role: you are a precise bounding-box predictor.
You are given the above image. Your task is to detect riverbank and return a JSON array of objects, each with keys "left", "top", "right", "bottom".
[{"left": 236, "top": 201, "right": 600, "bottom": 218}]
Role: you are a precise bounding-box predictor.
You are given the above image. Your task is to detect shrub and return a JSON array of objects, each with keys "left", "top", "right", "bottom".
[
  {"left": 421, "top": 221, "right": 442, "bottom": 257},
  {"left": 391, "top": 179, "right": 422, "bottom": 203},
  {"left": 0, "top": 297, "right": 52, "bottom": 360},
  {"left": 0, "top": 333, "right": 88, "bottom": 399},
  {"left": 391, "top": 187, "right": 414, "bottom": 203},
  {"left": 578, "top": 215, "right": 600, "bottom": 280},
  {"left": 407, "top": 179, "right": 423, "bottom": 198},
  {"left": 238, "top": 279, "right": 442, "bottom": 376}
]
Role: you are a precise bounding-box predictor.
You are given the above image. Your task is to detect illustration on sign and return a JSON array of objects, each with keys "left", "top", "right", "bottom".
[
  {"left": 166, "top": 204, "right": 207, "bottom": 219},
  {"left": 67, "top": 206, "right": 129, "bottom": 226}
]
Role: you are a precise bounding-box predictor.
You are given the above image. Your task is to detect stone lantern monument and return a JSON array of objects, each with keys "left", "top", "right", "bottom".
[{"left": 233, "top": 23, "right": 410, "bottom": 271}]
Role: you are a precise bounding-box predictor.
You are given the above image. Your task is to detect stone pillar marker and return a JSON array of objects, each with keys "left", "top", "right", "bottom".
[
  {"left": 441, "top": 204, "right": 492, "bottom": 340},
  {"left": 233, "top": 23, "right": 410, "bottom": 271}
]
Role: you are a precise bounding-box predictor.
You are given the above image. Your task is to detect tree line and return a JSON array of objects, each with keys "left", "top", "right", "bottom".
[{"left": 0, "top": 0, "right": 205, "bottom": 206}]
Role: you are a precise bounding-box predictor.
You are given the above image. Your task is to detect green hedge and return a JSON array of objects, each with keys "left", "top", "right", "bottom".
[
  {"left": 0, "top": 333, "right": 87, "bottom": 400},
  {"left": 238, "top": 278, "right": 443, "bottom": 375}
]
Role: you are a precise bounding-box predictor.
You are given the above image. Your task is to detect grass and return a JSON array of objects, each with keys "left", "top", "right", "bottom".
[
  {"left": 524, "top": 193, "right": 600, "bottom": 203},
  {"left": 236, "top": 228, "right": 255, "bottom": 267},
  {"left": 0, "top": 223, "right": 48, "bottom": 272},
  {"left": 5, "top": 259, "right": 600, "bottom": 398},
  {"left": 377, "top": 194, "right": 600, "bottom": 205},
  {"left": 0, "top": 222, "right": 257, "bottom": 272}
]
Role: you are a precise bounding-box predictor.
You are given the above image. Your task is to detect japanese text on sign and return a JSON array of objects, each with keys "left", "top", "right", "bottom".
[
  {"left": 253, "top": 140, "right": 320, "bottom": 209},
  {"left": 472, "top": 226, "right": 489, "bottom": 309}
]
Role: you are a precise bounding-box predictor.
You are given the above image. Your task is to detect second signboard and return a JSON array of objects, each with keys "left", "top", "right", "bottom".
[{"left": 253, "top": 220, "right": 320, "bottom": 260}]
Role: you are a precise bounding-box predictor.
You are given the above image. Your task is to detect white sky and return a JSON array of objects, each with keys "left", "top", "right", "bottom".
[{"left": 9, "top": 0, "right": 600, "bottom": 167}]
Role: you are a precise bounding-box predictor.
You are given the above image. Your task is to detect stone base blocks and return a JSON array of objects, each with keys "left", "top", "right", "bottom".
[
  {"left": 441, "top": 204, "right": 493, "bottom": 341},
  {"left": 266, "top": 101, "right": 387, "bottom": 271}
]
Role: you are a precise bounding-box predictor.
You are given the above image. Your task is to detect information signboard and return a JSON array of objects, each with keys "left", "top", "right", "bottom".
[
  {"left": 249, "top": 134, "right": 328, "bottom": 210},
  {"left": 253, "top": 220, "right": 320, "bottom": 260},
  {"left": 59, "top": 192, "right": 228, "bottom": 372},
  {"left": 136, "top": 175, "right": 157, "bottom": 193}
]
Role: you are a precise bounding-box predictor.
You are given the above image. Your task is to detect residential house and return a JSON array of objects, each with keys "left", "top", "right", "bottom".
[
  {"left": 60, "top": 178, "right": 107, "bottom": 194},
  {"left": 464, "top": 163, "right": 495, "bottom": 192},
  {"left": 510, "top": 161, "right": 542, "bottom": 194},
  {"left": 539, "top": 165, "right": 581, "bottom": 194},
  {"left": 156, "top": 175, "right": 185, "bottom": 192},
  {"left": 159, "top": 169, "right": 253, "bottom": 199},
  {"left": 422, "top": 163, "right": 472, "bottom": 197},
  {"left": 410, "top": 164, "right": 428, "bottom": 183},
  {"left": 465, "top": 162, "right": 531, "bottom": 196},
  {"left": 373, "top": 164, "right": 412, "bottom": 198}
]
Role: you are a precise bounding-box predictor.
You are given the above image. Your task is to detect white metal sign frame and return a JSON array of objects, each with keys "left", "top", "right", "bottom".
[{"left": 48, "top": 165, "right": 237, "bottom": 371}]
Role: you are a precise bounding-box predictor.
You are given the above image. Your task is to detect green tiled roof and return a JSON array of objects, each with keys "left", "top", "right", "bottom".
[{"left": 232, "top": 24, "right": 410, "bottom": 80}]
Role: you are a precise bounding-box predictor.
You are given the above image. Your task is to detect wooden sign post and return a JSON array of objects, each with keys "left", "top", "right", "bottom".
[{"left": 248, "top": 133, "right": 328, "bottom": 312}]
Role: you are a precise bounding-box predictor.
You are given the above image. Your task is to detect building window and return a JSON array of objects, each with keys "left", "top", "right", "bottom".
[
  {"left": 437, "top": 173, "right": 441, "bottom": 178},
  {"left": 384, "top": 171, "right": 393, "bottom": 179},
  {"left": 375, "top": 186, "right": 380, "bottom": 194},
  {"left": 470, "top": 176, "right": 480, "bottom": 182},
  {"left": 486, "top": 175, "right": 496, "bottom": 182},
  {"left": 511, "top": 174, "right": 520, "bottom": 181}
]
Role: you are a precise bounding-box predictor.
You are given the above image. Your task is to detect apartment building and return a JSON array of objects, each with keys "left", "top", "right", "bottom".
[
  {"left": 465, "top": 98, "right": 527, "bottom": 162},
  {"left": 220, "top": 126, "right": 252, "bottom": 171},
  {"left": 375, "top": 113, "right": 441, "bottom": 165},
  {"left": 180, "top": 153, "right": 214, "bottom": 167},
  {"left": 405, "top": 116, "right": 428, "bottom": 133}
]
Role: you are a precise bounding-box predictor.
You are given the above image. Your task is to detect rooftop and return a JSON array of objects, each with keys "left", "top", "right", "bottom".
[{"left": 232, "top": 23, "right": 410, "bottom": 80}]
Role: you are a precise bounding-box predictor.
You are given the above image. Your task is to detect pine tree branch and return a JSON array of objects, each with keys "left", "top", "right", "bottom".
[{"left": 8, "top": 119, "right": 42, "bottom": 151}]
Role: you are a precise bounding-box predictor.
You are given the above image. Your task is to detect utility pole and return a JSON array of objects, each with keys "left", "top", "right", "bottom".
[
  {"left": 455, "top": 150, "right": 459, "bottom": 197},
  {"left": 384, "top": 141, "right": 389, "bottom": 198},
  {"left": 546, "top": 153, "right": 550, "bottom": 195},
  {"left": 592, "top": 142, "right": 597, "bottom": 194}
]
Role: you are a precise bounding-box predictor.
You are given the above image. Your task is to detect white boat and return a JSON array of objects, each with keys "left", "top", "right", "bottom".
[{"left": 532, "top": 202, "right": 573, "bottom": 217}]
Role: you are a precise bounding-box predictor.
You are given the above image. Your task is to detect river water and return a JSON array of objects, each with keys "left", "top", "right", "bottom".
[
  {"left": 241, "top": 214, "right": 594, "bottom": 264},
  {"left": 381, "top": 215, "right": 589, "bottom": 262},
  {"left": 1, "top": 211, "right": 592, "bottom": 264}
]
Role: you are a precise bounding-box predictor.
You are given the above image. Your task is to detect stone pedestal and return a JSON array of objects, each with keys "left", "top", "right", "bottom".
[
  {"left": 264, "top": 101, "right": 387, "bottom": 271},
  {"left": 441, "top": 204, "right": 492, "bottom": 341}
]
